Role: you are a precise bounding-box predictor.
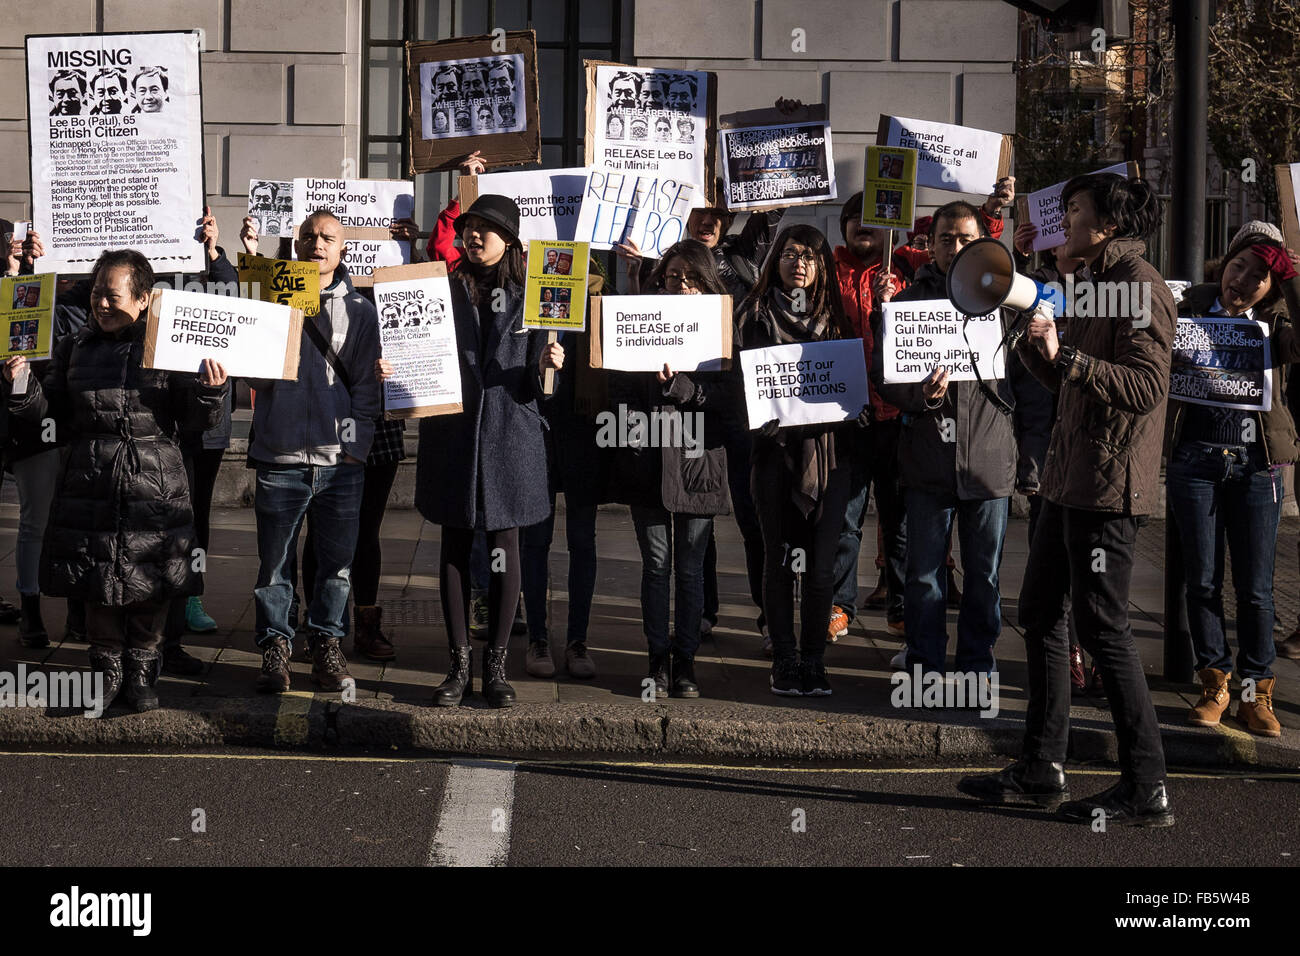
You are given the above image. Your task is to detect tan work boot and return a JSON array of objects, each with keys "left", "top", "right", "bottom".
[
  {"left": 1188, "top": 668, "right": 1231, "bottom": 727},
  {"left": 1237, "top": 677, "right": 1282, "bottom": 737}
]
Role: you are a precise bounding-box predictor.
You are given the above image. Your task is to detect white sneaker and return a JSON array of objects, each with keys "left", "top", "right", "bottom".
[{"left": 890, "top": 647, "right": 908, "bottom": 670}]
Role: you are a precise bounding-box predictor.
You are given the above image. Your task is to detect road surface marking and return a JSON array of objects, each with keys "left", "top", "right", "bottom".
[{"left": 427, "top": 759, "right": 516, "bottom": 867}]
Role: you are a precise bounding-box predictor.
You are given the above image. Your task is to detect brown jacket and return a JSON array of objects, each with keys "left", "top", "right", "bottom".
[{"left": 1015, "top": 238, "right": 1176, "bottom": 516}]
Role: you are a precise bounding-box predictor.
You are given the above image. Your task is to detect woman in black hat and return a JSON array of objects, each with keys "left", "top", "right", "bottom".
[{"left": 397, "top": 194, "right": 563, "bottom": 707}]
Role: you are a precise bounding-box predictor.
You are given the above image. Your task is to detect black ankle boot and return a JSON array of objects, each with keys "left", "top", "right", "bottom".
[
  {"left": 1058, "top": 779, "right": 1174, "bottom": 828},
  {"left": 123, "top": 647, "right": 161, "bottom": 713},
  {"left": 88, "top": 647, "right": 124, "bottom": 716},
  {"left": 434, "top": 645, "right": 473, "bottom": 706},
  {"left": 18, "top": 594, "right": 47, "bottom": 648},
  {"left": 957, "top": 758, "right": 1069, "bottom": 808},
  {"left": 670, "top": 650, "right": 699, "bottom": 698},
  {"left": 482, "top": 647, "right": 516, "bottom": 708}
]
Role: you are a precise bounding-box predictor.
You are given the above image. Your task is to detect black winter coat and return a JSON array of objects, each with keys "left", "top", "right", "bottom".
[{"left": 7, "top": 318, "right": 227, "bottom": 605}]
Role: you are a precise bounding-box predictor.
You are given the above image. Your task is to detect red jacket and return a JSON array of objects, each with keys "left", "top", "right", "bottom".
[
  {"left": 426, "top": 198, "right": 462, "bottom": 269},
  {"left": 835, "top": 246, "right": 903, "bottom": 422}
]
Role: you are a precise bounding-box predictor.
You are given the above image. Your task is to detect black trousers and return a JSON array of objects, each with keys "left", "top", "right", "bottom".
[
  {"left": 1018, "top": 500, "right": 1166, "bottom": 783},
  {"left": 163, "top": 449, "right": 223, "bottom": 646}
]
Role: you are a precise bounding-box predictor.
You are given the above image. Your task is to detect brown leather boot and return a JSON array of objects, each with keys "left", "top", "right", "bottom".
[
  {"left": 1237, "top": 677, "right": 1281, "bottom": 737},
  {"left": 1188, "top": 668, "right": 1231, "bottom": 727},
  {"left": 353, "top": 605, "right": 396, "bottom": 662},
  {"left": 1278, "top": 625, "right": 1300, "bottom": 660}
]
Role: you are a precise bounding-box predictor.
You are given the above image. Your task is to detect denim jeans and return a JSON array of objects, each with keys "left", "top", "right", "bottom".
[
  {"left": 903, "top": 489, "right": 1008, "bottom": 675},
  {"left": 522, "top": 494, "right": 599, "bottom": 645},
  {"left": 631, "top": 506, "right": 713, "bottom": 658},
  {"left": 702, "top": 424, "right": 766, "bottom": 627},
  {"left": 1167, "top": 441, "right": 1282, "bottom": 681},
  {"left": 832, "top": 420, "right": 906, "bottom": 623},
  {"left": 253, "top": 463, "right": 364, "bottom": 648},
  {"left": 11, "top": 447, "right": 60, "bottom": 596}
]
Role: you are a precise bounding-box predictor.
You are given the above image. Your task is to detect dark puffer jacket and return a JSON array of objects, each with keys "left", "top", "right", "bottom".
[{"left": 7, "top": 318, "right": 227, "bottom": 605}]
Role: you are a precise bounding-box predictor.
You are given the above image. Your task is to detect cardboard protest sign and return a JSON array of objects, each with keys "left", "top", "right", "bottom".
[
  {"left": 0, "top": 274, "right": 56, "bottom": 360},
  {"left": 589, "top": 294, "right": 732, "bottom": 372},
  {"left": 1276, "top": 164, "right": 1300, "bottom": 253},
  {"left": 585, "top": 61, "right": 716, "bottom": 205},
  {"left": 459, "top": 168, "right": 588, "bottom": 243},
  {"left": 877, "top": 115, "right": 1012, "bottom": 196},
  {"left": 406, "top": 32, "right": 540, "bottom": 174},
  {"left": 291, "top": 178, "right": 414, "bottom": 231},
  {"left": 739, "top": 339, "right": 868, "bottom": 430},
  {"left": 372, "top": 262, "right": 462, "bottom": 419},
  {"left": 718, "top": 110, "right": 836, "bottom": 211},
  {"left": 1016, "top": 162, "right": 1136, "bottom": 252},
  {"left": 881, "top": 300, "right": 1005, "bottom": 384},
  {"left": 342, "top": 238, "right": 410, "bottom": 288},
  {"left": 1171, "top": 315, "right": 1272, "bottom": 412},
  {"left": 860, "top": 145, "right": 917, "bottom": 230},
  {"left": 238, "top": 253, "right": 320, "bottom": 317},
  {"left": 27, "top": 31, "right": 206, "bottom": 275},
  {"left": 247, "top": 179, "right": 295, "bottom": 239},
  {"left": 573, "top": 169, "right": 695, "bottom": 258},
  {"left": 524, "top": 241, "right": 589, "bottom": 332},
  {"left": 143, "top": 288, "right": 302, "bottom": 380}
]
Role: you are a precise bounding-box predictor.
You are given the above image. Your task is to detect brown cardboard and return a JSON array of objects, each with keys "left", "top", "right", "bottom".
[{"left": 1277, "top": 164, "right": 1300, "bottom": 254}]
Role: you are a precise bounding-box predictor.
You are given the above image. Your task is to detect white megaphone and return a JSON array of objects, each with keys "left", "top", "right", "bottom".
[{"left": 946, "top": 237, "right": 1064, "bottom": 318}]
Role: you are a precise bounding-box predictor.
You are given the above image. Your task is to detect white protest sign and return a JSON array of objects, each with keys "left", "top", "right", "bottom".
[
  {"left": 373, "top": 263, "right": 462, "bottom": 418},
  {"left": 292, "top": 178, "right": 415, "bottom": 230},
  {"left": 574, "top": 168, "right": 696, "bottom": 258},
  {"left": 463, "top": 167, "right": 588, "bottom": 242},
  {"left": 881, "top": 300, "right": 1005, "bottom": 384},
  {"left": 593, "top": 294, "right": 730, "bottom": 372},
  {"left": 1025, "top": 163, "right": 1130, "bottom": 251},
  {"left": 27, "top": 31, "right": 206, "bottom": 274},
  {"left": 880, "top": 116, "right": 1007, "bottom": 195},
  {"left": 342, "top": 239, "right": 410, "bottom": 282},
  {"left": 740, "top": 339, "right": 868, "bottom": 430},
  {"left": 144, "top": 289, "right": 301, "bottom": 380}
]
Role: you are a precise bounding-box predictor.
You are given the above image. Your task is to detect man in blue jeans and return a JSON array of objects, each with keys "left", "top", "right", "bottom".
[{"left": 248, "top": 210, "right": 380, "bottom": 693}]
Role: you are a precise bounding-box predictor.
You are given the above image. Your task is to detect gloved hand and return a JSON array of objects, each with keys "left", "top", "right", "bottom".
[
  {"left": 855, "top": 404, "right": 872, "bottom": 428},
  {"left": 1252, "top": 243, "right": 1299, "bottom": 281},
  {"left": 758, "top": 418, "right": 780, "bottom": 438}
]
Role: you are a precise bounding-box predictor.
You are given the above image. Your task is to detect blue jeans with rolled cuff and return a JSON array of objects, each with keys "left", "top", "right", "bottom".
[{"left": 631, "top": 506, "right": 713, "bottom": 660}]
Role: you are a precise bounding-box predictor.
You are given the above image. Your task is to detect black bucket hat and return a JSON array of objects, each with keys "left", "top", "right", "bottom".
[{"left": 454, "top": 194, "right": 522, "bottom": 246}]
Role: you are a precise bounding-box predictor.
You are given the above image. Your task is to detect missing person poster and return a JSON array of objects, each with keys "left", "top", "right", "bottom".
[
  {"left": 247, "top": 179, "right": 295, "bottom": 238},
  {"left": 877, "top": 115, "right": 1011, "bottom": 196},
  {"left": 586, "top": 62, "right": 716, "bottom": 205},
  {"left": 143, "top": 288, "right": 302, "bottom": 380},
  {"left": 880, "top": 300, "right": 1005, "bottom": 384},
  {"left": 719, "top": 120, "right": 836, "bottom": 211},
  {"left": 0, "top": 274, "right": 56, "bottom": 360},
  {"left": 739, "top": 339, "right": 869, "bottom": 430},
  {"left": 291, "top": 178, "right": 414, "bottom": 231},
  {"left": 372, "top": 262, "right": 462, "bottom": 419},
  {"left": 524, "top": 240, "right": 589, "bottom": 331},
  {"left": 406, "top": 32, "right": 540, "bottom": 173},
  {"left": 1019, "top": 162, "right": 1134, "bottom": 252},
  {"left": 588, "top": 294, "right": 731, "bottom": 372},
  {"left": 573, "top": 169, "right": 695, "bottom": 258},
  {"left": 1171, "top": 315, "right": 1272, "bottom": 412},
  {"left": 26, "top": 31, "right": 206, "bottom": 275},
  {"left": 343, "top": 239, "right": 410, "bottom": 287},
  {"left": 860, "top": 145, "right": 918, "bottom": 230},
  {"left": 459, "top": 168, "right": 588, "bottom": 243},
  {"left": 238, "top": 253, "right": 320, "bottom": 317}
]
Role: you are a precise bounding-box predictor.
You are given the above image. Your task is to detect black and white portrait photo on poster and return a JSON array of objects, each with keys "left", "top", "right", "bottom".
[
  {"left": 247, "top": 179, "right": 295, "bottom": 238},
  {"left": 26, "top": 31, "right": 205, "bottom": 275},
  {"left": 419, "top": 54, "right": 526, "bottom": 141}
]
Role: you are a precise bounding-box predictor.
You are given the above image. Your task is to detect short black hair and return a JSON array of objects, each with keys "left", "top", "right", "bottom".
[
  {"left": 929, "top": 201, "right": 987, "bottom": 237},
  {"left": 49, "top": 69, "right": 86, "bottom": 95},
  {"left": 839, "top": 191, "right": 864, "bottom": 242},
  {"left": 1059, "top": 174, "right": 1161, "bottom": 240},
  {"left": 132, "top": 66, "right": 169, "bottom": 92},
  {"left": 91, "top": 249, "right": 154, "bottom": 300}
]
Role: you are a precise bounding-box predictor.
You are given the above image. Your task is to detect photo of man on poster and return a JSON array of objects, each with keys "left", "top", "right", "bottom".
[
  {"left": 431, "top": 64, "right": 461, "bottom": 103},
  {"left": 89, "top": 68, "right": 129, "bottom": 115},
  {"left": 131, "top": 66, "right": 169, "bottom": 112},
  {"left": 608, "top": 70, "right": 640, "bottom": 110},
  {"left": 462, "top": 62, "right": 489, "bottom": 99},
  {"left": 487, "top": 59, "right": 516, "bottom": 99},
  {"left": 48, "top": 69, "right": 86, "bottom": 116}
]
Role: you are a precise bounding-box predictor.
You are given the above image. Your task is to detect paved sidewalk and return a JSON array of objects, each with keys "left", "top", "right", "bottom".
[{"left": 1, "top": 480, "right": 1299, "bottom": 769}]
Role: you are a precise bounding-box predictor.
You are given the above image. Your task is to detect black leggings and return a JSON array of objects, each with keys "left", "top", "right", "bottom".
[
  {"left": 303, "top": 460, "right": 399, "bottom": 608},
  {"left": 190, "top": 448, "right": 224, "bottom": 553},
  {"left": 440, "top": 526, "right": 520, "bottom": 651}
]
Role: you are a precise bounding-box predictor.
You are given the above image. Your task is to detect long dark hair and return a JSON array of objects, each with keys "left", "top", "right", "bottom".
[
  {"left": 645, "top": 238, "right": 728, "bottom": 295},
  {"left": 740, "top": 224, "right": 851, "bottom": 338},
  {"left": 452, "top": 233, "right": 526, "bottom": 306},
  {"left": 1060, "top": 174, "right": 1161, "bottom": 240}
]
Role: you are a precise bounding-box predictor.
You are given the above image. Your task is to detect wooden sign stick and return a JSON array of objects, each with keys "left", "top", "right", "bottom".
[{"left": 543, "top": 329, "right": 558, "bottom": 395}]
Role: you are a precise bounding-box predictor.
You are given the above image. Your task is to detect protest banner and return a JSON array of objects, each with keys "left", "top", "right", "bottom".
[
  {"left": 1277, "top": 164, "right": 1300, "bottom": 252},
  {"left": 0, "top": 274, "right": 56, "bottom": 360},
  {"left": 458, "top": 167, "right": 588, "bottom": 243},
  {"left": 717, "top": 105, "right": 836, "bottom": 211},
  {"left": 406, "top": 32, "right": 540, "bottom": 174},
  {"left": 573, "top": 168, "right": 695, "bottom": 258},
  {"left": 589, "top": 294, "right": 731, "bottom": 372},
  {"left": 372, "top": 261, "right": 462, "bottom": 419},
  {"left": 860, "top": 145, "right": 917, "bottom": 230},
  {"left": 880, "top": 300, "right": 1006, "bottom": 384},
  {"left": 291, "top": 178, "right": 414, "bottom": 231},
  {"left": 1015, "top": 162, "right": 1137, "bottom": 251},
  {"left": 1171, "top": 315, "right": 1272, "bottom": 412},
  {"left": 876, "top": 115, "right": 1012, "bottom": 195},
  {"left": 26, "top": 31, "right": 205, "bottom": 275},
  {"left": 739, "top": 339, "right": 868, "bottom": 429},
  {"left": 585, "top": 61, "right": 716, "bottom": 205},
  {"left": 143, "top": 288, "right": 302, "bottom": 380},
  {"left": 247, "top": 179, "right": 295, "bottom": 239},
  {"left": 342, "top": 236, "right": 411, "bottom": 288},
  {"left": 524, "top": 240, "right": 589, "bottom": 332},
  {"left": 238, "top": 253, "right": 320, "bottom": 317}
]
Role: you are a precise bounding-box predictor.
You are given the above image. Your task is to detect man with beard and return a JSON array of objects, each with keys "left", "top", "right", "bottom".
[
  {"left": 89, "top": 68, "right": 129, "bottom": 115},
  {"left": 49, "top": 70, "right": 86, "bottom": 116},
  {"left": 131, "top": 67, "right": 169, "bottom": 113}
]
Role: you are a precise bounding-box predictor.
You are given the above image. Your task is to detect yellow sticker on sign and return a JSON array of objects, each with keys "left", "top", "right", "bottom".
[
  {"left": 523, "top": 240, "right": 589, "bottom": 331},
  {"left": 238, "top": 253, "right": 321, "bottom": 317},
  {"left": 0, "top": 274, "right": 56, "bottom": 360},
  {"left": 861, "top": 145, "right": 918, "bottom": 231}
]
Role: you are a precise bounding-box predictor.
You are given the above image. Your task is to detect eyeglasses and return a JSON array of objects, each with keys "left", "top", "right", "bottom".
[
  {"left": 665, "top": 271, "right": 702, "bottom": 288},
  {"left": 779, "top": 252, "right": 818, "bottom": 266}
]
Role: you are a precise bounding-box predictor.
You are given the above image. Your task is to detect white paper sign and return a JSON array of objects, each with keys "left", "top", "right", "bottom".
[
  {"left": 740, "top": 339, "right": 868, "bottom": 429},
  {"left": 600, "top": 294, "right": 729, "bottom": 372},
  {"left": 881, "top": 300, "right": 1005, "bottom": 383},
  {"left": 883, "top": 116, "right": 1004, "bottom": 195},
  {"left": 27, "top": 32, "right": 206, "bottom": 274},
  {"left": 1026, "top": 163, "right": 1130, "bottom": 251},
  {"left": 593, "top": 65, "right": 709, "bottom": 190},
  {"left": 292, "top": 178, "right": 415, "bottom": 230},
  {"left": 375, "top": 274, "right": 462, "bottom": 414},
  {"left": 342, "top": 239, "right": 410, "bottom": 279},
  {"left": 474, "top": 167, "right": 588, "bottom": 242},
  {"left": 574, "top": 168, "right": 696, "bottom": 258},
  {"left": 150, "top": 289, "right": 296, "bottom": 379}
]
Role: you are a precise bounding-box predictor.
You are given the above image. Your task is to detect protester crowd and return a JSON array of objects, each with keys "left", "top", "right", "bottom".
[{"left": 6, "top": 88, "right": 1300, "bottom": 828}]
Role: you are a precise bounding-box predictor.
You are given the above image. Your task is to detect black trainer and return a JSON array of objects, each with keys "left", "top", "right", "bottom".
[
  {"left": 670, "top": 651, "right": 699, "bottom": 698},
  {"left": 1058, "top": 779, "right": 1174, "bottom": 828},
  {"left": 801, "top": 656, "right": 832, "bottom": 697},
  {"left": 647, "top": 653, "right": 669, "bottom": 699},
  {"left": 957, "top": 758, "right": 1069, "bottom": 808},
  {"left": 770, "top": 655, "right": 803, "bottom": 697}
]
